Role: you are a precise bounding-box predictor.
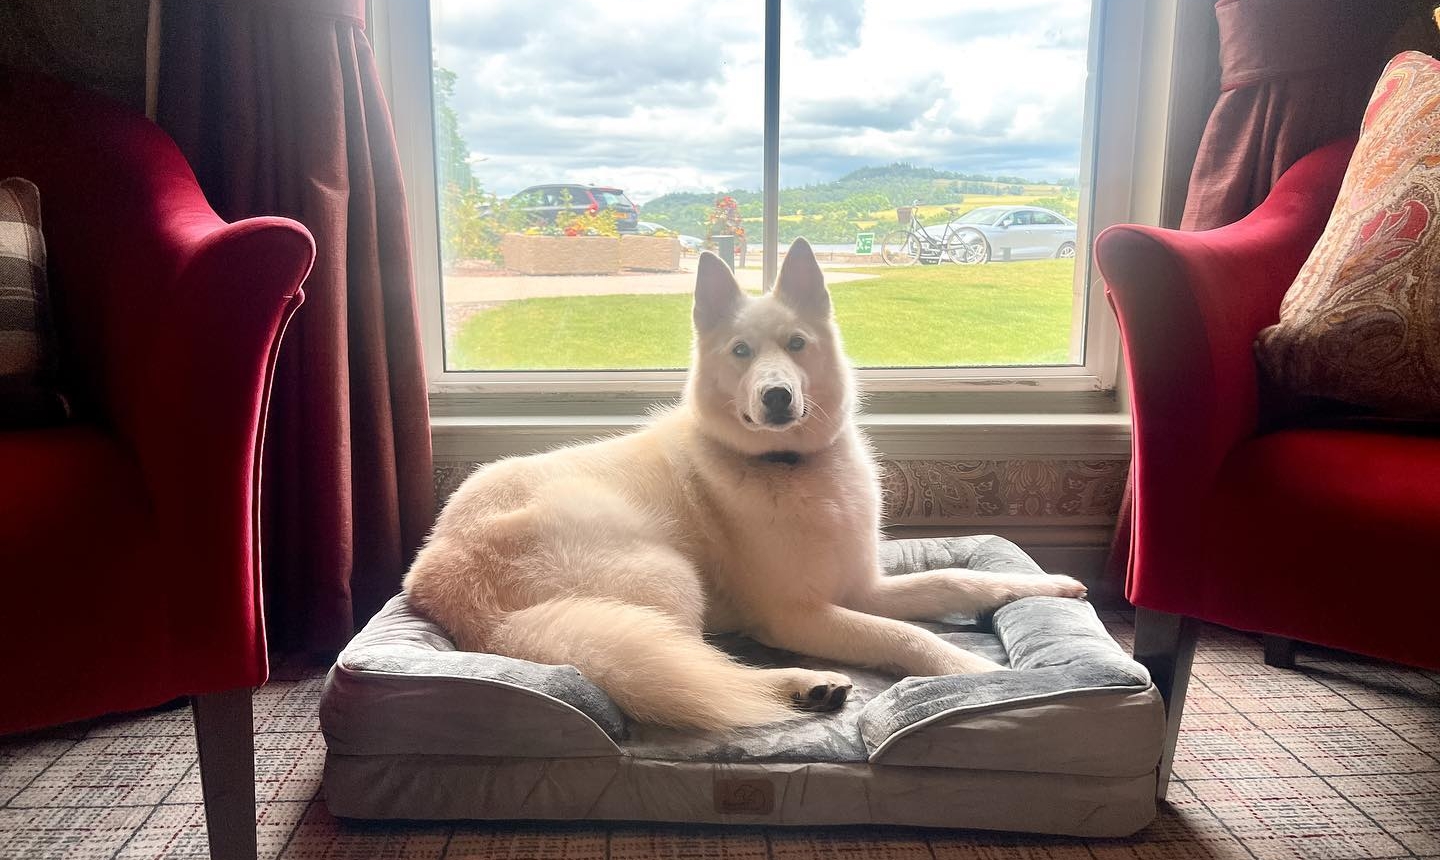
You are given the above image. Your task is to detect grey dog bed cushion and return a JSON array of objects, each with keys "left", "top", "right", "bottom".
[{"left": 321, "top": 536, "right": 1160, "bottom": 776}]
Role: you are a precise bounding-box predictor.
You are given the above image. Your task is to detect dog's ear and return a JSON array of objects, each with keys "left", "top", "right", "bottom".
[
  {"left": 775, "top": 238, "right": 831, "bottom": 318},
  {"left": 694, "top": 251, "right": 744, "bottom": 333}
]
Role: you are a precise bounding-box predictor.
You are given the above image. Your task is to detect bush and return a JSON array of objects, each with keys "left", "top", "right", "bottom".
[
  {"left": 439, "top": 184, "right": 529, "bottom": 264},
  {"left": 1028, "top": 195, "right": 1080, "bottom": 221},
  {"left": 538, "top": 208, "right": 621, "bottom": 238}
]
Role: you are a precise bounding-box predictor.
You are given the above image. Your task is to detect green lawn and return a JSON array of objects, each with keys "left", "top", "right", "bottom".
[{"left": 450, "top": 260, "right": 1076, "bottom": 370}]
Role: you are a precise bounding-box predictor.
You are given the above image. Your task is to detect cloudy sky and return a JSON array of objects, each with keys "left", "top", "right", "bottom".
[{"left": 430, "top": 0, "right": 1092, "bottom": 204}]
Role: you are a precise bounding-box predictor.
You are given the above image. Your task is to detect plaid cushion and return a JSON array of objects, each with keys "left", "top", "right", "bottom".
[{"left": 0, "top": 177, "right": 69, "bottom": 426}]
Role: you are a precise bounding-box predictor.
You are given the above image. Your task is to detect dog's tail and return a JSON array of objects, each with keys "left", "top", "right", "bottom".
[{"left": 489, "top": 596, "right": 794, "bottom": 731}]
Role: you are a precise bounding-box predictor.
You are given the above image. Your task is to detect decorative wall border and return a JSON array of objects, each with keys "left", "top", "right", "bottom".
[
  {"left": 879, "top": 458, "right": 1127, "bottom": 524},
  {"left": 435, "top": 457, "right": 1127, "bottom": 528}
]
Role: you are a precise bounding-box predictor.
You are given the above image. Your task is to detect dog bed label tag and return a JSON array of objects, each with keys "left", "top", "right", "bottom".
[{"left": 714, "top": 778, "right": 774, "bottom": 815}]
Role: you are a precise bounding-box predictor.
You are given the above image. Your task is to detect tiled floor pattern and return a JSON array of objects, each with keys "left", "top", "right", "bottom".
[{"left": 2, "top": 613, "right": 1437, "bottom": 859}]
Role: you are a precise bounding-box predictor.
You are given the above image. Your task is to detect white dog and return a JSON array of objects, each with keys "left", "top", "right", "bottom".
[{"left": 405, "top": 240, "right": 1086, "bottom": 730}]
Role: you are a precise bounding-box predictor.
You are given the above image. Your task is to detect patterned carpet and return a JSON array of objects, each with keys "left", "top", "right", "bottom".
[{"left": 2, "top": 612, "right": 1438, "bottom": 860}]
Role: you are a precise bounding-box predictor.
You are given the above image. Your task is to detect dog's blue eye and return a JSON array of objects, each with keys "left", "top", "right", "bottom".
[
  {"left": 732, "top": 342, "right": 752, "bottom": 358},
  {"left": 788, "top": 336, "right": 806, "bottom": 352}
]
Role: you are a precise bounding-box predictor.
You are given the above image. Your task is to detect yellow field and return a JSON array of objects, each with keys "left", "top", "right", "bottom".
[
  {"left": 751, "top": 190, "right": 1068, "bottom": 232},
  {"left": 878, "top": 193, "right": 1063, "bottom": 223}
]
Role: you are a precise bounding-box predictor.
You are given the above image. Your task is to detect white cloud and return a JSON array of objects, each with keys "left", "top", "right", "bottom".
[
  {"left": 789, "top": 0, "right": 866, "bottom": 58},
  {"left": 429, "top": 0, "right": 1091, "bottom": 202}
]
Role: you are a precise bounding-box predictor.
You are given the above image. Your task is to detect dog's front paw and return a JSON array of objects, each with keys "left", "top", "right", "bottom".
[
  {"left": 781, "top": 670, "right": 853, "bottom": 712},
  {"left": 1031, "top": 574, "right": 1088, "bottom": 600},
  {"left": 958, "top": 570, "right": 1088, "bottom": 615},
  {"left": 977, "top": 571, "right": 1088, "bottom": 605}
]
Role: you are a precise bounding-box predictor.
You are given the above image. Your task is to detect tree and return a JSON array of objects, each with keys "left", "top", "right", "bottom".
[
  {"left": 433, "top": 63, "right": 523, "bottom": 264},
  {"left": 842, "top": 193, "right": 891, "bottom": 218},
  {"left": 433, "top": 64, "right": 477, "bottom": 193}
]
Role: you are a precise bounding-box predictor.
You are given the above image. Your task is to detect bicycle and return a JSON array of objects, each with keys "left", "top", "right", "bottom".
[{"left": 879, "top": 202, "right": 986, "bottom": 266}]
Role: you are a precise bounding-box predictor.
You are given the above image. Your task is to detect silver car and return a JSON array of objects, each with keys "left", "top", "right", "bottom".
[
  {"left": 926, "top": 205, "right": 1077, "bottom": 263},
  {"left": 638, "top": 220, "right": 702, "bottom": 253}
]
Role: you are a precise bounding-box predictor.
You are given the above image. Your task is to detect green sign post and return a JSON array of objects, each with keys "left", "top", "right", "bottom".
[{"left": 855, "top": 232, "right": 874, "bottom": 254}]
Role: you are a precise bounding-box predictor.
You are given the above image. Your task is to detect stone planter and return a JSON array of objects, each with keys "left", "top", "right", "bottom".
[
  {"left": 500, "top": 234, "right": 621, "bottom": 275},
  {"left": 619, "top": 234, "right": 681, "bottom": 272}
]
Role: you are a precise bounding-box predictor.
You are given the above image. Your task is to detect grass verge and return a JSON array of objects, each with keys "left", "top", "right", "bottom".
[{"left": 450, "top": 259, "right": 1076, "bottom": 370}]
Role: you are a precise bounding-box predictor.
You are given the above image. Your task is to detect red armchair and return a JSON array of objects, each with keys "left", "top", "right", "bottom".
[
  {"left": 0, "top": 73, "right": 312, "bottom": 859},
  {"left": 1098, "top": 136, "right": 1440, "bottom": 797}
]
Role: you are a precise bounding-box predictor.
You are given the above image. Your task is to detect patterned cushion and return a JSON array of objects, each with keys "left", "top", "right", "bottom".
[
  {"left": 1255, "top": 52, "right": 1440, "bottom": 417},
  {"left": 0, "top": 177, "right": 68, "bottom": 427}
]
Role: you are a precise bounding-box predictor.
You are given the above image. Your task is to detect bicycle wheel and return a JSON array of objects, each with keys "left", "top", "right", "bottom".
[
  {"left": 941, "top": 231, "right": 968, "bottom": 264},
  {"left": 947, "top": 229, "right": 990, "bottom": 264},
  {"left": 880, "top": 230, "right": 920, "bottom": 266}
]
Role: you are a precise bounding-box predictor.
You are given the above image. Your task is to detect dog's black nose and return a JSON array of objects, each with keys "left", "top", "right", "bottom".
[{"left": 762, "top": 387, "right": 793, "bottom": 413}]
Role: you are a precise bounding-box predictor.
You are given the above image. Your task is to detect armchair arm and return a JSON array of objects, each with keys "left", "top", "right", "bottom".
[
  {"left": 127, "top": 218, "right": 311, "bottom": 684},
  {"left": 1096, "top": 136, "right": 1354, "bottom": 603},
  {"left": 1, "top": 73, "right": 315, "bottom": 685}
]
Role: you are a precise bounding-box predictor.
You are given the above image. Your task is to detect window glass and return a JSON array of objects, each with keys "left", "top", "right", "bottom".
[
  {"left": 429, "top": 0, "right": 763, "bottom": 372},
  {"left": 956, "top": 207, "right": 1007, "bottom": 226},
  {"left": 429, "top": 0, "right": 1090, "bottom": 372},
  {"left": 593, "top": 190, "right": 630, "bottom": 208}
]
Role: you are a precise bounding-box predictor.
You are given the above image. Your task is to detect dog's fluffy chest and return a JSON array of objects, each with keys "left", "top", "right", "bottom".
[
  {"left": 693, "top": 428, "right": 876, "bottom": 529},
  {"left": 687, "top": 432, "right": 881, "bottom": 613}
]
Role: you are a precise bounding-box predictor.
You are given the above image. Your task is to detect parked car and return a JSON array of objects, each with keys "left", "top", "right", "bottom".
[
  {"left": 638, "top": 220, "right": 703, "bottom": 253},
  {"left": 512, "top": 184, "right": 640, "bottom": 232},
  {"left": 925, "top": 205, "right": 1077, "bottom": 263}
]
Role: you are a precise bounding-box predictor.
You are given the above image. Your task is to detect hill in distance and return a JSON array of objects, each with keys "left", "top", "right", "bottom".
[{"left": 639, "top": 163, "right": 1077, "bottom": 243}]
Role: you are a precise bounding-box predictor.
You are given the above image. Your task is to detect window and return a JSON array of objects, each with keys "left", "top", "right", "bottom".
[
  {"left": 957, "top": 208, "right": 1007, "bottom": 227},
  {"left": 593, "top": 191, "right": 633, "bottom": 209},
  {"left": 377, "top": 0, "right": 1178, "bottom": 396}
]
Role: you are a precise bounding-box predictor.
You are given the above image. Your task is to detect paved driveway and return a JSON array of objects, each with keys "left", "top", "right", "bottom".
[{"left": 442, "top": 257, "right": 876, "bottom": 303}]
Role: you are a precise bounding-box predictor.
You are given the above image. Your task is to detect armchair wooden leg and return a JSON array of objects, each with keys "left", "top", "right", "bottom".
[
  {"left": 192, "top": 688, "right": 257, "bottom": 860},
  {"left": 1133, "top": 608, "right": 1199, "bottom": 802},
  {"left": 1264, "top": 635, "right": 1297, "bottom": 669}
]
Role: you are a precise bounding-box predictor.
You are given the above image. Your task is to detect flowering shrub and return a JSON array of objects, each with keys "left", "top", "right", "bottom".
[
  {"left": 559, "top": 208, "right": 621, "bottom": 237},
  {"left": 705, "top": 195, "right": 747, "bottom": 256},
  {"left": 440, "top": 183, "right": 528, "bottom": 264},
  {"left": 522, "top": 208, "right": 621, "bottom": 237}
]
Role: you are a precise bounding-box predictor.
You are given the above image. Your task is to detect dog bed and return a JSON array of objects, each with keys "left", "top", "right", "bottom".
[{"left": 319, "top": 536, "right": 1165, "bottom": 837}]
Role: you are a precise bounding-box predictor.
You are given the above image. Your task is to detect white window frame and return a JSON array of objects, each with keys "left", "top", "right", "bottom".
[{"left": 372, "top": 0, "right": 1178, "bottom": 408}]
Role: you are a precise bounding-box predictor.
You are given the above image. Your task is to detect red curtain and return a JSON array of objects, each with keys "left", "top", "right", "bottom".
[
  {"left": 1108, "top": 0, "right": 1437, "bottom": 593},
  {"left": 157, "top": 0, "right": 434, "bottom": 653},
  {"left": 1180, "top": 0, "right": 1433, "bottom": 230}
]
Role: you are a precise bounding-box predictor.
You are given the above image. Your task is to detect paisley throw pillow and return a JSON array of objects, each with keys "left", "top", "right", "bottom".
[{"left": 1256, "top": 51, "right": 1440, "bottom": 417}]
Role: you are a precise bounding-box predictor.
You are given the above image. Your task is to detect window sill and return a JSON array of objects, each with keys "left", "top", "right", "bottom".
[{"left": 430, "top": 410, "right": 1131, "bottom": 462}]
